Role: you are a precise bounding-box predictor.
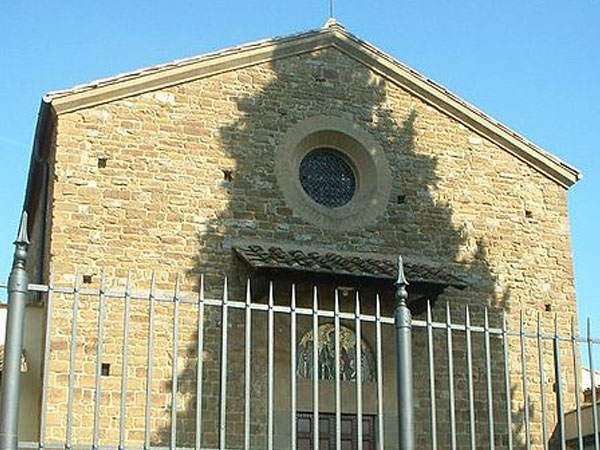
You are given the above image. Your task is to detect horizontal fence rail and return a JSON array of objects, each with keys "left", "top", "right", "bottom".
[{"left": 1, "top": 276, "right": 598, "bottom": 450}]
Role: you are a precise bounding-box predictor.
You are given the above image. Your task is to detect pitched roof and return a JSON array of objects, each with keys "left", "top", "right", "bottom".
[
  {"left": 39, "top": 19, "right": 580, "bottom": 188},
  {"left": 233, "top": 244, "right": 468, "bottom": 289}
]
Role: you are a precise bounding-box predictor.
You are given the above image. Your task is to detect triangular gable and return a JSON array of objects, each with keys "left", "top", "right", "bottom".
[{"left": 41, "top": 21, "right": 581, "bottom": 188}]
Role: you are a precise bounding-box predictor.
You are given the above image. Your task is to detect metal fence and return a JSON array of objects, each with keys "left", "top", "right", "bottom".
[
  {"left": 1, "top": 273, "right": 598, "bottom": 450},
  {"left": 0, "top": 216, "right": 598, "bottom": 450}
]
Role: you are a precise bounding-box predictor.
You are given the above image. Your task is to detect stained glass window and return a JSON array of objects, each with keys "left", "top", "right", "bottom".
[
  {"left": 297, "top": 323, "right": 376, "bottom": 382},
  {"left": 299, "top": 149, "right": 356, "bottom": 208}
]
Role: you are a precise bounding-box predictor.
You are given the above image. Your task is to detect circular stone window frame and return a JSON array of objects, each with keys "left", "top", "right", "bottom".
[{"left": 276, "top": 116, "right": 391, "bottom": 231}]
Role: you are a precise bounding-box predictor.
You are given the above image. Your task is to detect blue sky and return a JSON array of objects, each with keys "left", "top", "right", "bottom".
[{"left": 0, "top": 1, "right": 598, "bottom": 329}]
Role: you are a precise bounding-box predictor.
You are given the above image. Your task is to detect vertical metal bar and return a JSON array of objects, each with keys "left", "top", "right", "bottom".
[
  {"left": 446, "top": 302, "right": 457, "bottom": 450},
  {"left": 268, "top": 282, "right": 275, "bottom": 450},
  {"left": 244, "top": 279, "right": 251, "bottom": 450},
  {"left": 0, "top": 212, "right": 29, "bottom": 450},
  {"left": 394, "top": 256, "right": 414, "bottom": 450},
  {"left": 219, "top": 278, "right": 229, "bottom": 450},
  {"left": 588, "top": 319, "right": 600, "bottom": 450},
  {"left": 65, "top": 273, "right": 80, "bottom": 450},
  {"left": 92, "top": 275, "right": 106, "bottom": 450},
  {"left": 355, "top": 292, "right": 363, "bottom": 450},
  {"left": 537, "top": 313, "right": 549, "bottom": 450},
  {"left": 519, "top": 312, "right": 531, "bottom": 450},
  {"left": 375, "top": 295, "right": 385, "bottom": 450},
  {"left": 334, "top": 290, "right": 341, "bottom": 450},
  {"left": 484, "top": 308, "right": 495, "bottom": 450},
  {"left": 312, "top": 286, "right": 319, "bottom": 450},
  {"left": 554, "top": 314, "right": 567, "bottom": 450},
  {"left": 119, "top": 272, "right": 132, "bottom": 450},
  {"left": 291, "top": 284, "right": 298, "bottom": 450},
  {"left": 144, "top": 272, "right": 156, "bottom": 450},
  {"left": 38, "top": 271, "right": 54, "bottom": 450},
  {"left": 502, "top": 312, "right": 514, "bottom": 450},
  {"left": 465, "top": 306, "right": 476, "bottom": 450},
  {"left": 426, "top": 301, "right": 437, "bottom": 450},
  {"left": 170, "top": 276, "right": 181, "bottom": 450},
  {"left": 196, "top": 275, "right": 205, "bottom": 450},
  {"left": 571, "top": 318, "right": 584, "bottom": 450}
]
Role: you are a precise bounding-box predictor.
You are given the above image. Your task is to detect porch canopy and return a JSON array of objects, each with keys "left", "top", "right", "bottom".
[{"left": 233, "top": 244, "right": 467, "bottom": 313}]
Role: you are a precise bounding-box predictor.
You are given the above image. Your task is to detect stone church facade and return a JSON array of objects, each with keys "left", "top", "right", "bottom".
[{"left": 19, "top": 20, "right": 581, "bottom": 449}]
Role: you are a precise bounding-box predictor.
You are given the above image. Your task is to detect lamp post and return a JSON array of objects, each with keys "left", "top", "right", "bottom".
[
  {"left": 0, "top": 212, "right": 30, "bottom": 450},
  {"left": 394, "top": 255, "right": 414, "bottom": 450}
]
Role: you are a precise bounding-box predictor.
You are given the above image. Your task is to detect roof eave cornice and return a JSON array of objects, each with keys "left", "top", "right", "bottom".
[
  {"left": 42, "top": 23, "right": 581, "bottom": 188},
  {"left": 328, "top": 29, "right": 581, "bottom": 188},
  {"left": 46, "top": 27, "right": 335, "bottom": 114}
]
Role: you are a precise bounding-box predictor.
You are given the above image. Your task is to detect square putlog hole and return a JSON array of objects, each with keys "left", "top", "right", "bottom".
[
  {"left": 222, "top": 169, "right": 233, "bottom": 182},
  {"left": 101, "top": 363, "right": 110, "bottom": 376}
]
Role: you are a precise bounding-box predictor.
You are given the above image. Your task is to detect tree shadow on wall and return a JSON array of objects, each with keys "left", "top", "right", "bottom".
[{"left": 152, "top": 30, "right": 523, "bottom": 449}]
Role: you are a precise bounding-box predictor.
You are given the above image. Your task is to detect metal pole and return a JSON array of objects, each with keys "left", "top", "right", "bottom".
[
  {"left": 554, "top": 314, "right": 567, "bottom": 450},
  {"left": 394, "top": 255, "right": 414, "bottom": 450},
  {"left": 0, "top": 212, "right": 30, "bottom": 450}
]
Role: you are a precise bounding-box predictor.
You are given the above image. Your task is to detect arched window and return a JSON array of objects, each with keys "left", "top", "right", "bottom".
[{"left": 297, "top": 323, "right": 375, "bottom": 382}]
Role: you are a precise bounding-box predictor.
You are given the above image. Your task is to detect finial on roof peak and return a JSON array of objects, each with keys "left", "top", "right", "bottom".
[{"left": 323, "top": 18, "right": 344, "bottom": 30}]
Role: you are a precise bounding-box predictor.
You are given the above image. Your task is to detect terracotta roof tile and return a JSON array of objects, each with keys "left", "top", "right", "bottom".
[{"left": 233, "top": 245, "right": 467, "bottom": 289}]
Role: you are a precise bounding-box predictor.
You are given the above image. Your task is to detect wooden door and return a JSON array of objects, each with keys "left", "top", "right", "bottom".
[{"left": 297, "top": 413, "right": 375, "bottom": 450}]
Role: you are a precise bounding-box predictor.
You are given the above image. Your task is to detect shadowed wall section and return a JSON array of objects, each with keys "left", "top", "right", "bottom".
[{"left": 31, "top": 26, "right": 579, "bottom": 450}]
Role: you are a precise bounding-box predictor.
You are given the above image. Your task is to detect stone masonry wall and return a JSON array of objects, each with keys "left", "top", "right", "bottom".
[{"left": 41, "top": 46, "right": 577, "bottom": 449}]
